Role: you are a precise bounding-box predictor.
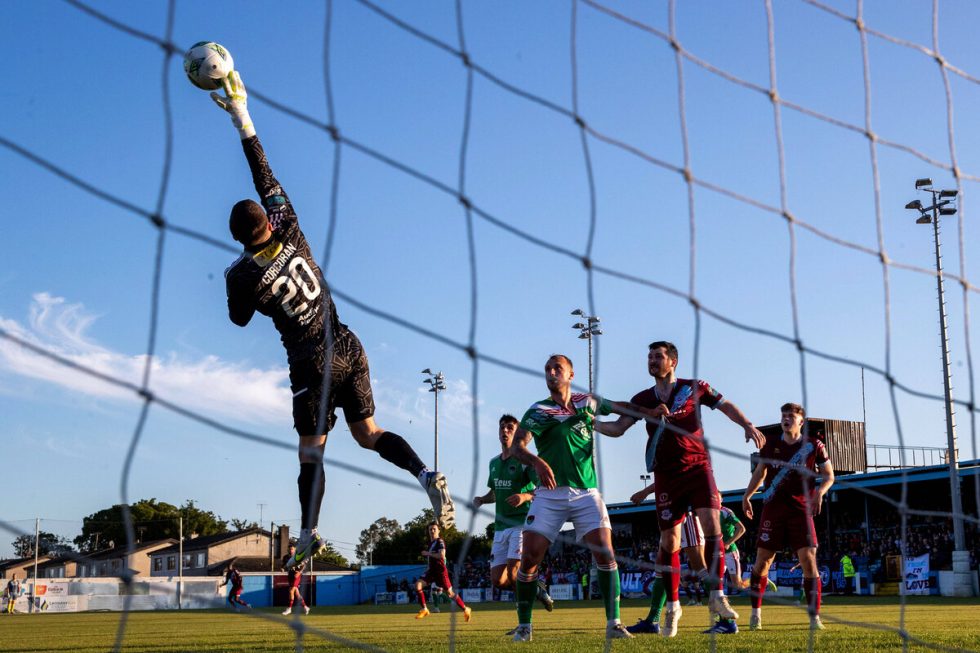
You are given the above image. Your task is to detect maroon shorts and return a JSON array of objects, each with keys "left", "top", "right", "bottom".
[
  {"left": 422, "top": 567, "right": 452, "bottom": 591},
  {"left": 654, "top": 466, "right": 721, "bottom": 529},
  {"left": 758, "top": 501, "right": 817, "bottom": 552},
  {"left": 231, "top": 586, "right": 243, "bottom": 597}
]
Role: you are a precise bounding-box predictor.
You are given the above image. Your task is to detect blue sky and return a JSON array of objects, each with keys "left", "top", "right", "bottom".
[{"left": 1, "top": 0, "right": 978, "bottom": 561}]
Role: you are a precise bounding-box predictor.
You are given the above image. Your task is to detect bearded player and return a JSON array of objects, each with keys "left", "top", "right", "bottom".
[
  {"left": 206, "top": 71, "right": 454, "bottom": 569},
  {"left": 472, "top": 414, "right": 553, "bottom": 615},
  {"left": 597, "top": 341, "right": 764, "bottom": 637},
  {"left": 414, "top": 522, "right": 472, "bottom": 622},
  {"left": 508, "top": 354, "right": 637, "bottom": 642},
  {"left": 743, "top": 402, "right": 834, "bottom": 631}
]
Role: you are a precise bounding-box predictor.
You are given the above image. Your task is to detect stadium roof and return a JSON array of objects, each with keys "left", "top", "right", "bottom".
[{"left": 607, "top": 458, "right": 980, "bottom": 516}]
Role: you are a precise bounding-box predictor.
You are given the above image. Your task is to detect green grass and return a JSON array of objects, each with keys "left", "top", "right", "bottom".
[{"left": 3, "top": 597, "right": 979, "bottom": 652}]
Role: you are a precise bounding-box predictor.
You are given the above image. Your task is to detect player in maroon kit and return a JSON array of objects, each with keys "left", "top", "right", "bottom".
[
  {"left": 220, "top": 562, "right": 250, "bottom": 611},
  {"left": 742, "top": 402, "right": 835, "bottom": 631},
  {"left": 414, "top": 522, "right": 472, "bottom": 622},
  {"left": 597, "top": 341, "right": 764, "bottom": 637},
  {"left": 281, "top": 544, "right": 310, "bottom": 615}
]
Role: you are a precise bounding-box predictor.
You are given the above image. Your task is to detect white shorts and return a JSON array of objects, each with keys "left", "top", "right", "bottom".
[
  {"left": 725, "top": 549, "right": 741, "bottom": 578},
  {"left": 490, "top": 526, "right": 524, "bottom": 566},
  {"left": 523, "top": 487, "right": 610, "bottom": 543},
  {"left": 680, "top": 512, "right": 705, "bottom": 549}
]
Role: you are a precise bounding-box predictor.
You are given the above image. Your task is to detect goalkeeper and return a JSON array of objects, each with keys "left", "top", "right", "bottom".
[{"left": 207, "top": 71, "right": 455, "bottom": 568}]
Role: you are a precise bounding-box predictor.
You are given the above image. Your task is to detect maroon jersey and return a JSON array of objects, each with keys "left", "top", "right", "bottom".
[
  {"left": 631, "top": 378, "right": 724, "bottom": 475},
  {"left": 426, "top": 538, "right": 447, "bottom": 574},
  {"left": 757, "top": 434, "right": 829, "bottom": 508},
  {"left": 226, "top": 568, "right": 243, "bottom": 590}
]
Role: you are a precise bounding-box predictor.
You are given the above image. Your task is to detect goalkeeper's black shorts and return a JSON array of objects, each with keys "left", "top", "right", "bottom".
[{"left": 288, "top": 329, "right": 375, "bottom": 435}]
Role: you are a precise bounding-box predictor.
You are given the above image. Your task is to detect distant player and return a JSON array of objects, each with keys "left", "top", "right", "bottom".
[
  {"left": 598, "top": 341, "right": 764, "bottom": 637},
  {"left": 4, "top": 574, "right": 20, "bottom": 614},
  {"left": 281, "top": 544, "right": 310, "bottom": 615},
  {"left": 719, "top": 505, "right": 747, "bottom": 594},
  {"left": 414, "top": 522, "right": 472, "bottom": 622},
  {"left": 207, "top": 71, "right": 454, "bottom": 569},
  {"left": 742, "top": 402, "right": 835, "bottom": 631},
  {"left": 508, "top": 354, "right": 637, "bottom": 642},
  {"left": 220, "top": 562, "right": 250, "bottom": 610},
  {"left": 472, "top": 414, "right": 553, "bottom": 616}
]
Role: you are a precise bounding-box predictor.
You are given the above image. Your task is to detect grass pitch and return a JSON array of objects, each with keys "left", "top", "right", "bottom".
[{"left": 2, "top": 597, "right": 979, "bottom": 652}]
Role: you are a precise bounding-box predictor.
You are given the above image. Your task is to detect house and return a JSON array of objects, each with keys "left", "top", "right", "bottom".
[
  {"left": 32, "top": 540, "right": 178, "bottom": 579},
  {"left": 149, "top": 528, "right": 271, "bottom": 577},
  {"left": 0, "top": 556, "right": 51, "bottom": 579}
]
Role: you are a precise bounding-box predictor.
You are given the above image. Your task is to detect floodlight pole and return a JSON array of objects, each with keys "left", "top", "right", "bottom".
[
  {"left": 570, "top": 310, "right": 602, "bottom": 394},
  {"left": 906, "top": 181, "right": 970, "bottom": 596},
  {"left": 422, "top": 370, "right": 447, "bottom": 473}
]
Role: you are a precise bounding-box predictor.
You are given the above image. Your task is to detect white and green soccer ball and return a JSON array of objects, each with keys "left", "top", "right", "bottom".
[{"left": 183, "top": 41, "right": 234, "bottom": 91}]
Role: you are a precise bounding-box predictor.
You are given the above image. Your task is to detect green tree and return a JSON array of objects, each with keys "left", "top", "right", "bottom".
[
  {"left": 370, "top": 509, "right": 491, "bottom": 565},
  {"left": 230, "top": 518, "right": 259, "bottom": 531},
  {"left": 312, "top": 541, "right": 351, "bottom": 569},
  {"left": 12, "top": 531, "right": 73, "bottom": 558},
  {"left": 74, "top": 499, "right": 228, "bottom": 552},
  {"left": 356, "top": 517, "right": 402, "bottom": 565}
]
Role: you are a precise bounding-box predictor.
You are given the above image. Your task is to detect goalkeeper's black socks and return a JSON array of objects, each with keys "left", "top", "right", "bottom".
[
  {"left": 374, "top": 431, "right": 426, "bottom": 477},
  {"left": 298, "top": 462, "right": 325, "bottom": 531}
]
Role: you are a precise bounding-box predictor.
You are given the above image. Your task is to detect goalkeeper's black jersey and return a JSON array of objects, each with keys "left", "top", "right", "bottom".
[{"left": 224, "top": 136, "right": 346, "bottom": 363}]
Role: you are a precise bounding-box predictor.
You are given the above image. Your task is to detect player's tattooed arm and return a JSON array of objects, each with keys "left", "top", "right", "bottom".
[
  {"left": 741, "top": 463, "right": 768, "bottom": 520},
  {"left": 718, "top": 401, "right": 765, "bottom": 448},
  {"left": 473, "top": 489, "right": 494, "bottom": 507},
  {"left": 509, "top": 427, "right": 556, "bottom": 489},
  {"left": 810, "top": 460, "right": 835, "bottom": 515},
  {"left": 595, "top": 401, "right": 639, "bottom": 437}
]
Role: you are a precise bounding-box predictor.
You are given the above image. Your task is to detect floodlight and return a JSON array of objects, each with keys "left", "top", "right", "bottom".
[
  {"left": 939, "top": 207, "right": 957, "bottom": 216},
  {"left": 421, "top": 368, "right": 432, "bottom": 375},
  {"left": 571, "top": 309, "right": 585, "bottom": 316},
  {"left": 572, "top": 322, "right": 586, "bottom": 329},
  {"left": 915, "top": 178, "right": 933, "bottom": 189},
  {"left": 916, "top": 216, "right": 932, "bottom": 225},
  {"left": 578, "top": 333, "right": 589, "bottom": 339},
  {"left": 905, "top": 200, "right": 922, "bottom": 210},
  {"left": 939, "top": 189, "right": 958, "bottom": 198}
]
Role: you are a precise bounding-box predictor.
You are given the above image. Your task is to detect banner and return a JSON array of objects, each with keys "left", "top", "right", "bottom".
[
  {"left": 395, "top": 591, "right": 409, "bottom": 605},
  {"left": 620, "top": 571, "right": 655, "bottom": 596},
  {"left": 549, "top": 584, "right": 577, "bottom": 601},
  {"left": 461, "top": 588, "right": 483, "bottom": 603},
  {"left": 902, "top": 554, "right": 929, "bottom": 595}
]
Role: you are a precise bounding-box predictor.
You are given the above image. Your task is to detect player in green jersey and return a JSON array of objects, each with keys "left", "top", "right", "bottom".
[
  {"left": 507, "top": 354, "right": 637, "bottom": 642},
  {"left": 473, "top": 414, "right": 554, "bottom": 624},
  {"left": 719, "top": 505, "right": 747, "bottom": 594}
]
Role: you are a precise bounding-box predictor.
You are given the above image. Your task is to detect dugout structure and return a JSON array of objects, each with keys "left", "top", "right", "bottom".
[{"left": 750, "top": 417, "right": 867, "bottom": 475}]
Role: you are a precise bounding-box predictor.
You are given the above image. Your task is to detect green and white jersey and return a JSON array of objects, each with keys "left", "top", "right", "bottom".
[
  {"left": 519, "top": 393, "right": 612, "bottom": 490},
  {"left": 719, "top": 506, "right": 742, "bottom": 552},
  {"left": 487, "top": 455, "right": 537, "bottom": 531}
]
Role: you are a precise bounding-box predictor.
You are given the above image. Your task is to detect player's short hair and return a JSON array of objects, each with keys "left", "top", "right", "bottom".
[
  {"left": 648, "top": 341, "right": 679, "bottom": 362},
  {"left": 547, "top": 353, "right": 573, "bottom": 369},
  {"left": 781, "top": 402, "right": 806, "bottom": 418},
  {"left": 428, "top": 521, "right": 439, "bottom": 529},
  {"left": 229, "top": 199, "right": 269, "bottom": 244},
  {"left": 499, "top": 414, "right": 519, "bottom": 427}
]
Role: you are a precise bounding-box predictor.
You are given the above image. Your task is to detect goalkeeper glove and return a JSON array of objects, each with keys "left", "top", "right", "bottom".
[{"left": 210, "top": 70, "right": 255, "bottom": 139}]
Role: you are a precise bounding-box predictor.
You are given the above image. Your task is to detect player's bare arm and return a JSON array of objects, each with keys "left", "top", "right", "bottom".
[
  {"left": 508, "top": 427, "right": 555, "bottom": 489},
  {"left": 505, "top": 492, "right": 533, "bottom": 507},
  {"left": 726, "top": 520, "right": 747, "bottom": 549},
  {"left": 630, "top": 484, "right": 656, "bottom": 505},
  {"left": 741, "top": 463, "right": 768, "bottom": 519},
  {"left": 718, "top": 401, "right": 765, "bottom": 448},
  {"left": 473, "top": 488, "right": 494, "bottom": 507},
  {"left": 809, "top": 460, "right": 835, "bottom": 515}
]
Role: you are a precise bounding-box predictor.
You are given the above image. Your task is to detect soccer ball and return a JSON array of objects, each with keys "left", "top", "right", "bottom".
[{"left": 183, "top": 41, "right": 234, "bottom": 91}]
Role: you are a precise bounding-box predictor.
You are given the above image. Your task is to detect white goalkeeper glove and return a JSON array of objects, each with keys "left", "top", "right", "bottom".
[{"left": 210, "top": 70, "right": 255, "bottom": 139}]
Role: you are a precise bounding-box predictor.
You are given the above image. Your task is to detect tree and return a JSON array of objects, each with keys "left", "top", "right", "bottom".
[
  {"left": 368, "top": 509, "right": 491, "bottom": 565},
  {"left": 12, "top": 531, "right": 73, "bottom": 558},
  {"left": 356, "top": 517, "right": 402, "bottom": 565},
  {"left": 74, "top": 499, "right": 228, "bottom": 552},
  {"left": 230, "top": 518, "right": 259, "bottom": 531},
  {"left": 312, "top": 541, "right": 351, "bottom": 569}
]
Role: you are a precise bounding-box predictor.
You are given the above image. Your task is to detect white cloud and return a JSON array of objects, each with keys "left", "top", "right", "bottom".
[{"left": 0, "top": 293, "right": 291, "bottom": 425}]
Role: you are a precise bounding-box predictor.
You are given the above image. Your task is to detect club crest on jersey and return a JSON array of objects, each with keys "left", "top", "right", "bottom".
[
  {"left": 660, "top": 509, "right": 672, "bottom": 521},
  {"left": 526, "top": 516, "right": 535, "bottom": 525},
  {"left": 760, "top": 533, "right": 770, "bottom": 542},
  {"left": 508, "top": 464, "right": 518, "bottom": 474}
]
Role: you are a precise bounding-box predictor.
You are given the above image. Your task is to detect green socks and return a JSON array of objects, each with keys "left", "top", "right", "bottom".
[
  {"left": 646, "top": 576, "right": 667, "bottom": 622},
  {"left": 597, "top": 565, "right": 621, "bottom": 621}
]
